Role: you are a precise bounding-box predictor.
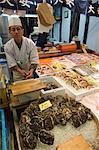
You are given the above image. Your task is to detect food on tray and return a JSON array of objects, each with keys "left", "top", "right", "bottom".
[
  {"left": 51, "top": 62, "right": 67, "bottom": 71},
  {"left": 37, "top": 64, "right": 54, "bottom": 75},
  {"left": 43, "top": 116, "right": 54, "bottom": 130},
  {"left": 73, "top": 64, "right": 99, "bottom": 76},
  {"left": 81, "top": 92, "right": 99, "bottom": 120},
  {"left": 66, "top": 53, "right": 99, "bottom": 65},
  {"left": 57, "top": 71, "right": 93, "bottom": 90},
  {"left": 19, "top": 95, "right": 93, "bottom": 149},
  {"left": 43, "top": 82, "right": 58, "bottom": 91},
  {"left": 22, "top": 132, "right": 37, "bottom": 149},
  {"left": 39, "top": 129, "right": 54, "bottom": 145}
]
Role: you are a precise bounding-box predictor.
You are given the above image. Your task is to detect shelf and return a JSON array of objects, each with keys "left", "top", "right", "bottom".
[{"left": 39, "top": 49, "right": 82, "bottom": 59}]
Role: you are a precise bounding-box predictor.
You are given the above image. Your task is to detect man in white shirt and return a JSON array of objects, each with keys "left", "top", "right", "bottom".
[{"left": 4, "top": 16, "right": 39, "bottom": 81}]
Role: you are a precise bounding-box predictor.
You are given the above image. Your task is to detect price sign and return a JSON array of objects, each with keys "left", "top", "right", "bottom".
[{"left": 39, "top": 100, "right": 52, "bottom": 111}]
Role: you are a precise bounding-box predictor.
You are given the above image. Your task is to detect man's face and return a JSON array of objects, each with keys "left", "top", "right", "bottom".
[{"left": 9, "top": 25, "right": 24, "bottom": 42}]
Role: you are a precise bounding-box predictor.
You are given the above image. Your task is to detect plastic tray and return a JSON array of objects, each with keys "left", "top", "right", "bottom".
[
  {"left": 53, "top": 77, "right": 97, "bottom": 101},
  {"left": 13, "top": 102, "right": 98, "bottom": 150},
  {"left": 39, "top": 76, "right": 65, "bottom": 97}
]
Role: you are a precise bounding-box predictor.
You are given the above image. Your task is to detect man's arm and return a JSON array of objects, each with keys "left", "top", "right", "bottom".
[
  {"left": 5, "top": 49, "right": 27, "bottom": 77},
  {"left": 25, "top": 64, "right": 38, "bottom": 79},
  {"left": 11, "top": 65, "right": 28, "bottom": 77},
  {"left": 25, "top": 40, "right": 39, "bottom": 79}
]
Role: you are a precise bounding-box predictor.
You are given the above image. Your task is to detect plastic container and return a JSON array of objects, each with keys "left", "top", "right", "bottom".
[
  {"left": 0, "top": 108, "right": 10, "bottom": 150},
  {"left": 54, "top": 76, "right": 97, "bottom": 101},
  {"left": 40, "top": 76, "right": 65, "bottom": 97}
]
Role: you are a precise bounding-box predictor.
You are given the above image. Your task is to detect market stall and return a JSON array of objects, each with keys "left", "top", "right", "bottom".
[
  {"left": 0, "top": 0, "right": 99, "bottom": 149},
  {"left": 6, "top": 51, "right": 99, "bottom": 150}
]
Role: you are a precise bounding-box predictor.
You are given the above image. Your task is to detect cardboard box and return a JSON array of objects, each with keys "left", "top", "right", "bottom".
[{"left": 56, "top": 134, "right": 92, "bottom": 150}]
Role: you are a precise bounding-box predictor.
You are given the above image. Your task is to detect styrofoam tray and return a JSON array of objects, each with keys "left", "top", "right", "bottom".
[
  {"left": 53, "top": 77, "right": 98, "bottom": 101},
  {"left": 39, "top": 76, "right": 65, "bottom": 96}
]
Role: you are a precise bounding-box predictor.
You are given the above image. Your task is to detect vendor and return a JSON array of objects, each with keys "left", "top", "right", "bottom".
[
  {"left": 4, "top": 16, "right": 39, "bottom": 82},
  {"left": 36, "top": 2, "right": 53, "bottom": 50}
]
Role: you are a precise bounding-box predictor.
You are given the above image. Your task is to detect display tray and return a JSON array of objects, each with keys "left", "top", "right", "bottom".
[
  {"left": 39, "top": 76, "right": 65, "bottom": 96},
  {"left": 81, "top": 91, "right": 99, "bottom": 121},
  {"left": 14, "top": 117, "right": 98, "bottom": 150},
  {"left": 54, "top": 76, "right": 97, "bottom": 101},
  {"left": 12, "top": 96, "right": 99, "bottom": 150},
  {"left": 37, "top": 64, "right": 55, "bottom": 77},
  {"left": 73, "top": 64, "right": 99, "bottom": 76}
]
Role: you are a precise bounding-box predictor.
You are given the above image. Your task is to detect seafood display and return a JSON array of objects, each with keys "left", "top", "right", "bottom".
[
  {"left": 66, "top": 53, "right": 99, "bottom": 65},
  {"left": 51, "top": 62, "right": 67, "bottom": 71},
  {"left": 57, "top": 70, "right": 93, "bottom": 90},
  {"left": 73, "top": 64, "right": 99, "bottom": 76},
  {"left": 19, "top": 95, "right": 93, "bottom": 149},
  {"left": 81, "top": 92, "right": 99, "bottom": 120},
  {"left": 43, "top": 82, "right": 58, "bottom": 91},
  {"left": 37, "top": 64, "right": 54, "bottom": 76}
]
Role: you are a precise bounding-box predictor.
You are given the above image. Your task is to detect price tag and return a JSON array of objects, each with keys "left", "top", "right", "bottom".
[
  {"left": 84, "top": 76, "right": 98, "bottom": 85},
  {"left": 39, "top": 100, "right": 52, "bottom": 111},
  {"left": 91, "top": 61, "right": 96, "bottom": 67},
  {"left": 54, "top": 62, "right": 62, "bottom": 70}
]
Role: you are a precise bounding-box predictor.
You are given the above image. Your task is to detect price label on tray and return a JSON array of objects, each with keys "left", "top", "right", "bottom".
[
  {"left": 54, "top": 62, "right": 62, "bottom": 70},
  {"left": 91, "top": 61, "right": 96, "bottom": 67},
  {"left": 84, "top": 76, "right": 99, "bottom": 85},
  {"left": 39, "top": 100, "right": 52, "bottom": 111}
]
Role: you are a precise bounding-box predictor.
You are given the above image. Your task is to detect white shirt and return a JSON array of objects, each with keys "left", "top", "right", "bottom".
[
  {"left": 4, "top": 36, "right": 39, "bottom": 69},
  {"left": 4, "top": 37, "right": 39, "bottom": 81}
]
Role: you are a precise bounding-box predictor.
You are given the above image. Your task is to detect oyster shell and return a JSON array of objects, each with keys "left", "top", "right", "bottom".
[{"left": 39, "top": 129, "right": 54, "bottom": 145}]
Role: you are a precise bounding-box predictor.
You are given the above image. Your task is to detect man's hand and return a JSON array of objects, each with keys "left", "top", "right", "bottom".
[
  {"left": 25, "top": 69, "right": 33, "bottom": 79},
  {"left": 11, "top": 65, "right": 28, "bottom": 77},
  {"left": 20, "top": 69, "right": 28, "bottom": 77}
]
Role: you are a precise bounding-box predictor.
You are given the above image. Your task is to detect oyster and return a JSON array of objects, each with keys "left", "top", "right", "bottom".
[
  {"left": 23, "top": 132, "right": 37, "bottom": 149},
  {"left": 39, "top": 129, "right": 54, "bottom": 145},
  {"left": 29, "top": 116, "right": 44, "bottom": 136},
  {"left": 43, "top": 116, "right": 54, "bottom": 131},
  {"left": 19, "top": 123, "right": 31, "bottom": 137},
  {"left": 19, "top": 95, "right": 93, "bottom": 149},
  {"left": 44, "top": 82, "right": 58, "bottom": 91}
]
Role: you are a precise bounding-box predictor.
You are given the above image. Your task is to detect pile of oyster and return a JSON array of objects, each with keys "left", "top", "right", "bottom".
[
  {"left": 19, "top": 95, "right": 93, "bottom": 149},
  {"left": 43, "top": 82, "right": 58, "bottom": 91}
]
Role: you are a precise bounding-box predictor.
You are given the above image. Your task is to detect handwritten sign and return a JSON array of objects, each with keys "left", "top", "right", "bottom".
[{"left": 39, "top": 100, "right": 52, "bottom": 111}]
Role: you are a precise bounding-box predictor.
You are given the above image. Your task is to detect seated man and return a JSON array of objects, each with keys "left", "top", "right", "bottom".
[{"left": 4, "top": 16, "right": 39, "bottom": 82}]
